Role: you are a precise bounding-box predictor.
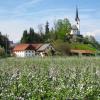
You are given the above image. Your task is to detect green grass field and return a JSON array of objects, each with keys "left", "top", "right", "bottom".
[{"left": 0, "top": 57, "right": 100, "bottom": 100}]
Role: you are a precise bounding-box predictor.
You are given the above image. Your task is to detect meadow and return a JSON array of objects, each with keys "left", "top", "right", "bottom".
[{"left": 0, "top": 57, "right": 100, "bottom": 100}]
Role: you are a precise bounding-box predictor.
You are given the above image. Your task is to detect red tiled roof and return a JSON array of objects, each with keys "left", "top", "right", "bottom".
[
  {"left": 71, "top": 49, "right": 95, "bottom": 54},
  {"left": 13, "top": 44, "right": 43, "bottom": 51},
  {"left": 13, "top": 44, "right": 33, "bottom": 51},
  {"left": 32, "top": 44, "right": 43, "bottom": 50}
]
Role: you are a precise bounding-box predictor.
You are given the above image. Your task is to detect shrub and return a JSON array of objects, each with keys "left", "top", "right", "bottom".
[
  {"left": 0, "top": 47, "right": 5, "bottom": 57},
  {"left": 52, "top": 40, "right": 71, "bottom": 55}
]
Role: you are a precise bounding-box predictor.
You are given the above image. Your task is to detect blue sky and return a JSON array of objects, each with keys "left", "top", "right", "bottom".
[{"left": 0, "top": 0, "right": 100, "bottom": 42}]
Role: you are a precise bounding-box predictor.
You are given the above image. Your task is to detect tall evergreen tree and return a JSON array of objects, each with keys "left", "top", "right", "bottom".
[
  {"left": 0, "top": 32, "right": 10, "bottom": 54},
  {"left": 45, "top": 21, "right": 49, "bottom": 34},
  {"left": 29, "top": 28, "right": 35, "bottom": 43},
  {"left": 45, "top": 21, "right": 50, "bottom": 41},
  {"left": 49, "top": 28, "right": 57, "bottom": 41},
  {"left": 20, "top": 28, "right": 43, "bottom": 43},
  {"left": 21, "top": 30, "right": 28, "bottom": 43}
]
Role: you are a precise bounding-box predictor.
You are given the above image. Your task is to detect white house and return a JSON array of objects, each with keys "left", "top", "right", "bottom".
[
  {"left": 13, "top": 43, "right": 55, "bottom": 57},
  {"left": 13, "top": 44, "right": 36, "bottom": 57}
]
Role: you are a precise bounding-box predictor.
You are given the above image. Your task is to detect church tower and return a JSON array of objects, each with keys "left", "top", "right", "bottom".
[
  {"left": 70, "top": 6, "right": 80, "bottom": 35},
  {"left": 75, "top": 6, "right": 80, "bottom": 35}
]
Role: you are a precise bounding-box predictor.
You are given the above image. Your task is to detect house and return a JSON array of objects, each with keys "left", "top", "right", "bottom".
[
  {"left": 13, "top": 43, "right": 55, "bottom": 57},
  {"left": 37, "top": 43, "right": 55, "bottom": 54},
  {"left": 70, "top": 49, "right": 95, "bottom": 56},
  {"left": 13, "top": 44, "right": 36, "bottom": 57}
]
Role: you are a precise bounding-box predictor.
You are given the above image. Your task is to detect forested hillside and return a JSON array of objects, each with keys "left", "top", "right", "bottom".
[{"left": 20, "top": 18, "right": 100, "bottom": 55}]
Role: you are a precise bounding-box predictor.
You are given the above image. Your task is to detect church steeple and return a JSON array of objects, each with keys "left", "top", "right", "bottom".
[
  {"left": 75, "top": 6, "right": 80, "bottom": 35},
  {"left": 70, "top": 6, "right": 80, "bottom": 35},
  {"left": 75, "top": 6, "right": 80, "bottom": 22}
]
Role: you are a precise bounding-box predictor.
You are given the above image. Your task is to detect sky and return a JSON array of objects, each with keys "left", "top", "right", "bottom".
[{"left": 0, "top": 0, "right": 100, "bottom": 42}]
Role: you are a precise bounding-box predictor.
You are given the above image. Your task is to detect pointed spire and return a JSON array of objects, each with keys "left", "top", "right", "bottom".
[{"left": 75, "top": 6, "right": 80, "bottom": 22}]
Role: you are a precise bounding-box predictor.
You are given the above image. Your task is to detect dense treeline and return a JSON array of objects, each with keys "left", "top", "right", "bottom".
[
  {"left": 20, "top": 18, "right": 100, "bottom": 55},
  {"left": 0, "top": 32, "right": 10, "bottom": 56},
  {"left": 20, "top": 18, "right": 71, "bottom": 43},
  {"left": 21, "top": 28, "right": 43, "bottom": 43}
]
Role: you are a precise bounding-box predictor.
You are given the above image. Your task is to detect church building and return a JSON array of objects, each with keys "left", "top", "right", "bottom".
[{"left": 70, "top": 6, "right": 80, "bottom": 35}]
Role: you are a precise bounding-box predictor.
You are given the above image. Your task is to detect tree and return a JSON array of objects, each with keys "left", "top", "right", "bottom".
[
  {"left": 21, "top": 30, "right": 28, "bottom": 43},
  {"left": 49, "top": 28, "right": 57, "bottom": 42},
  {"left": 38, "top": 24, "right": 44, "bottom": 36},
  {"left": 20, "top": 28, "right": 43, "bottom": 43},
  {"left": 0, "top": 33, "right": 10, "bottom": 54},
  {"left": 54, "top": 18, "right": 71, "bottom": 40},
  {"left": 45, "top": 21, "right": 50, "bottom": 41},
  {"left": 52, "top": 39, "right": 71, "bottom": 55},
  {"left": 0, "top": 46, "right": 5, "bottom": 57},
  {"left": 38, "top": 24, "right": 45, "bottom": 42},
  {"left": 45, "top": 21, "right": 49, "bottom": 35},
  {"left": 29, "top": 28, "right": 35, "bottom": 43},
  {"left": 87, "top": 36, "right": 100, "bottom": 50}
]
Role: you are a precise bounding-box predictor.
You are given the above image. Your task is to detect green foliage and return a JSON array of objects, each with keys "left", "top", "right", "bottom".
[
  {"left": 42, "top": 21, "right": 50, "bottom": 42},
  {"left": 85, "top": 36, "right": 100, "bottom": 50},
  {"left": 65, "top": 34, "right": 100, "bottom": 51},
  {"left": 0, "top": 57, "right": 100, "bottom": 99},
  {"left": 54, "top": 18, "right": 71, "bottom": 40},
  {"left": 0, "top": 47, "right": 5, "bottom": 57},
  {"left": 52, "top": 39, "right": 71, "bottom": 55},
  {"left": 0, "top": 32, "right": 10, "bottom": 54},
  {"left": 45, "top": 21, "right": 49, "bottom": 36},
  {"left": 70, "top": 43, "right": 96, "bottom": 51},
  {"left": 20, "top": 28, "right": 43, "bottom": 43},
  {"left": 21, "top": 30, "right": 29, "bottom": 43},
  {"left": 19, "top": 19, "right": 100, "bottom": 52},
  {"left": 52, "top": 38, "right": 98, "bottom": 55},
  {"left": 25, "top": 19, "right": 71, "bottom": 43},
  {"left": 49, "top": 28, "right": 57, "bottom": 41}
]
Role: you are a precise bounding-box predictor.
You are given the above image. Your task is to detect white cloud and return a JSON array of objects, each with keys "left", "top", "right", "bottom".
[
  {"left": 13, "top": 0, "right": 44, "bottom": 14},
  {"left": 83, "top": 29, "right": 100, "bottom": 42},
  {"left": 85, "top": 32, "right": 95, "bottom": 37},
  {"left": 0, "top": 0, "right": 45, "bottom": 18}
]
